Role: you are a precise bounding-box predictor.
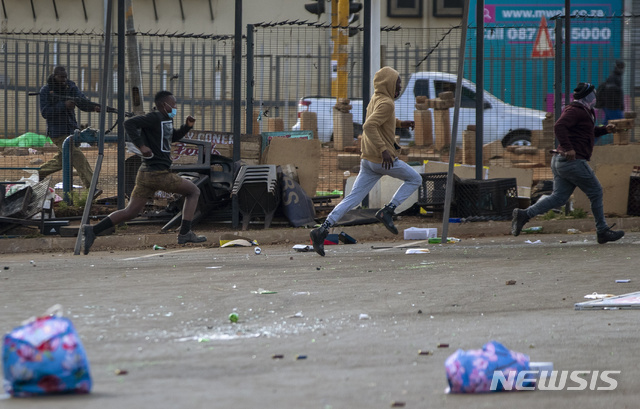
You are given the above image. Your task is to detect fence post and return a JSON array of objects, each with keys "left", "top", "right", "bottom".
[{"left": 246, "top": 24, "right": 254, "bottom": 135}]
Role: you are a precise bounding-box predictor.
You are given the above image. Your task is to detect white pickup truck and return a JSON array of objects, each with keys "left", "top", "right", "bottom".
[{"left": 292, "top": 71, "right": 547, "bottom": 147}]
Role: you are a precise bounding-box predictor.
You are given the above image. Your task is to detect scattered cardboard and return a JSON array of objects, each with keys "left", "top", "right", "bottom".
[{"left": 262, "top": 137, "right": 322, "bottom": 198}]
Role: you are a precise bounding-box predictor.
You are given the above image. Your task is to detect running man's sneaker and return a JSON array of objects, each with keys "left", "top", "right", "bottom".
[
  {"left": 178, "top": 231, "right": 207, "bottom": 244},
  {"left": 375, "top": 205, "right": 398, "bottom": 235},
  {"left": 511, "top": 208, "right": 530, "bottom": 237},
  {"left": 597, "top": 224, "right": 624, "bottom": 244},
  {"left": 310, "top": 227, "right": 329, "bottom": 257}
]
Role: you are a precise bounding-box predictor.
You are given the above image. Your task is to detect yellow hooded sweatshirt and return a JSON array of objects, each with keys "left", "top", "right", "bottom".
[{"left": 361, "top": 66, "right": 402, "bottom": 163}]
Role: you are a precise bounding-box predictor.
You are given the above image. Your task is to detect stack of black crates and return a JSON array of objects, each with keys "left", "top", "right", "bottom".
[
  {"left": 417, "top": 172, "right": 518, "bottom": 220},
  {"left": 455, "top": 178, "right": 518, "bottom": 220}
]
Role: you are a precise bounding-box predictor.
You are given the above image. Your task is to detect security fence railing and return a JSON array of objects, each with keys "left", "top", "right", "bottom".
[{"left": 1, "top": 14, "right": 635, "bottom": 219}]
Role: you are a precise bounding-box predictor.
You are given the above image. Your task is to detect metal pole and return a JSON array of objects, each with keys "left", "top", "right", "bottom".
[
  {"left": 362, "top": 0, "right": 371, "bottom": 123},
  {"left": 117, "top": 0, "right": 125, "bottom": 209},
  {"left": 554, "top": 18, "right": 563, "bottom": 125},
  {"left": 441, "top": 0, "right": 470, "bottom": 243},
  {"left": 246, "top": 24, "right": 254, "bottom": 135},
  {"left": 475, "top": 0, "right": 484, "bottom": 180},
  {"left": 232, "top": 0, "right": 242, "bottom": 228},
  {"left": 564, "top": 0, "right": 571, "bottom": 106},
  {"left": 75, "top": 0, "right": 113, "bottom": 255}
]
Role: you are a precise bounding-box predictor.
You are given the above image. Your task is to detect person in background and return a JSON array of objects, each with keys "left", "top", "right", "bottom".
[
  {"left": 595, "top": 60, "right": 625, "bottom": 145},
  {"left": 309, "top": 66, "right": 421, "bottom": 256},
  {"left": 38, "top": 66, "right": 102, "bottom": 197},
  {"left": 512, "top": 82, "right": 624, "bottom": 244},
  {"left": 82, "top": 90, "right": 206, "bottom": 254}
]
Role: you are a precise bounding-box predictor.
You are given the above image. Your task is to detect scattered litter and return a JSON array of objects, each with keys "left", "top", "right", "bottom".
[
  {"left": 567, "top": 228, "right": 581, "bottom": 234},
  {"left": 584, "top": 292, "right": 615, "bottom": 299},
  {"left": 359, "top": 313, "right": 370, "bottom": 320},
  {"left": 428, "top": 237, "right": 460, "bottom": 244},
  {"left": 525, "top": 240, "right": 542, "bottom": 244},
  {"left": 272, "top": 354, "right": 284, "bottom": 359},
  {"left": 437, "top": 343, "right": 450, "bottom": 348},
  {"left": 445, "top": 341, "right": 531, "bottom": 393},
  {"left": 404, "top": 227, "right": 437, "bottom": 240},
  {"left": 293, "top": 244, "right": 312, "bottom": 252},
  {"left": 391, "top": 402, "right": 406, "bottom": 407},
  {"left": 289, "top": 311, "right": 304, "bottom": 318},
  {"left": 405, "top": 248, "right": 430, "bottom": 254},
  {"left": 522, "top": 226, "right": 543, "bottom": 234},
  {"left": 114, "top": 369, "right": 128, "bottom": 376},
  {"left": 338, "top": 231, "right": 357, "bottom": 244},
  {"left": 295, "top": 355, "right": 307, "bottom": 360},
  {"left": 206, "top": 266, "right": 222, "bottom": 269},
  {"left": 254, "top": 247, "right": 262, "bottom": 255},
  {"left": 153, "top": 245, "right": 165, "bottom": 250},
  {"left": 229, "top": 313, "right": 239, "bottom": 323},
  {"left": 293, "top": 291, "right": 310, "bottom": 295},
  {"left": 3, "top": 266, "right": 9, "bottom": 270},
  {"left": 251, "top": 288, "right": 277, "bottom": 294},
  {"left": 505, "top": 280, "right": 517, "bottom": 285},
  {"left": 221, "top": 239, "right": 254, "bottom": 248},
  {"left": 219, "top": 233, "right": 258, "bottom": 247},
  {"left": 615, "top": 279, "right": 631, "bottom": 283},
  {"left": 418, "top": 350, "right": 432, "bottom": 356}
]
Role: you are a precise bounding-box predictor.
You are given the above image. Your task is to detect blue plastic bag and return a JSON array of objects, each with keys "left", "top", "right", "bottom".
[
  {"left": 2, "top": 309, "right": 92, "bottom": 397},
  {"left": 444, "top": 340, "right": 530, "bottom": 393}
]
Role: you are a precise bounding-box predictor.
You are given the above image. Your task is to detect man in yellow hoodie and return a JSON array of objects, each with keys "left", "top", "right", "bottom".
[{"left": 310, "top": 66, "right": 421, "bottom": 256}]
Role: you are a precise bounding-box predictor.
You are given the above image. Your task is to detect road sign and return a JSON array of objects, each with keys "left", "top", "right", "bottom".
[{"left": 531, "top": 16, "right": 554, "bottom": 58}]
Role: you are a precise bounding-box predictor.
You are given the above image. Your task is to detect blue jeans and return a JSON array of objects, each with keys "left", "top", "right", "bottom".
[
  {"left": 326, "top": 158, "right": 422, "bottom": 226},
  {"left": 526, "top": 155, "right": 608, "bottom": 233}
]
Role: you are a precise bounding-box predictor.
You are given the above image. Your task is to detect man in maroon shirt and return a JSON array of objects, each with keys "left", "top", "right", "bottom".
[{"left": 511, "top": 82, "right": 624, "bottom": 244}]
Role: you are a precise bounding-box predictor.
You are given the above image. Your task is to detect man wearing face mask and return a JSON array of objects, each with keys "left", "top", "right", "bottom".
[
  {"left": 511, "top": 82, "right": 624, "bottom": 244},
  {"left": 310, "top": 66, "right": 421, "bottom": 256},
  {"left": 82, "top": 90, "right": 206, "bottom": 255}
]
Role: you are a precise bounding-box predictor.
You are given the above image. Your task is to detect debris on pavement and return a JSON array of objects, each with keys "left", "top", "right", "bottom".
[
  {"left": 114, "top": 369, "right": 128, "bottom": 376},
  {"left": 359, "top": 313, "right": 370, "bottom": 320},
  {"left": 584, "top": 292, "right": 615, "bottom": 299},
  {"left": 522, "top": 226, "right": 543, "bottom": 234},
  {"left": 418, "top": 350, "right": 433, "bottom": 356},
  {"left": 405, "top": 248, "right": 430, "bottom": 254},
  {"left": 437, "top": 343, "right": 449, "bottom": 348},
  {"left": 615, "top": 279, "right": 631, "bottom": 283},
  {"left": 390, "top": 401, "right": 406, "bottom": 407},
  {"left": 153, "top": 245, "right": 165, "bottom": 250},
  {"left": 505, "top": 280, "right": 517, "bottom": 285},
  {"left": 254, "top": 247, "right": 262, "bottom": 255},
  {"left": 251, "top": 288, "right": 277, "bottom": 294},
  {"left": 272, "top": 354, "right": 284, "bottom": 359},
  {"left": 229, "top": 313, "right": 239, "bottom": 323},
  {"left": 219, "top": 233, "right": 258, "bottom": 247},
  {"left": 525, "top": 239, "right": 542, "bottom": 244},
  {"left": 292, "top": 244, "right": 312, "bottom": 252}
]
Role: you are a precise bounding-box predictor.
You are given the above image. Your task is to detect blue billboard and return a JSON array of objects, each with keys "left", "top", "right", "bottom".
[{"left": 467, "top": 0, "right": 624, "bottom": 112}]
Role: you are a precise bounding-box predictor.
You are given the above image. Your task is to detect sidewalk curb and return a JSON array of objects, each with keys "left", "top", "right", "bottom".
[{"left": 1, "top": 217, "right": 637, "bottom": 255}]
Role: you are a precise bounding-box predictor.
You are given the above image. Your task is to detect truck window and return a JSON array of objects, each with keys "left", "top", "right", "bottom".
[
  {"left": 413, "top": 79, "right": 430, "bottom": 98},
  {"left": 434, "top": 80, "right": 477, "bottom": 108}
]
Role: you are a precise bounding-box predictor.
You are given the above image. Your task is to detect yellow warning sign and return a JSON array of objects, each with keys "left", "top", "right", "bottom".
[{"left": 532, "top": 16, "right": 555, "bottom": 58}]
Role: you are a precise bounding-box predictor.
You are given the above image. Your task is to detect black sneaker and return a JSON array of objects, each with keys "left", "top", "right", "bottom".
[
  {"left": 310, "top": 227, "right": 329, "bottom": 257},
  {"left": 511, "top": 208, "right": 530, "bottom": 237},
  {"left": 83, "top": 224, "right": 96, "bottom": 255},
  {"left": 597, "top": 224, "right": 624, "bottom": 244},
  {"left": 375, "top": 205, "right": 398, "bottom": 235},
  {"left": 178, "top": 231, "right": 207, "bottom": 244}
]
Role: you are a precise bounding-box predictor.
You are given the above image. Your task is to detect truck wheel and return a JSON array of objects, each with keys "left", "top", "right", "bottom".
[{"left": 502, "top": 131, "right": 531, "bottom": 147}]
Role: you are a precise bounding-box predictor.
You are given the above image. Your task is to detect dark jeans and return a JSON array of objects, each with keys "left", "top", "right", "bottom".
[{"left": 526, "top": 155, "right": 608, "bottom": 233}]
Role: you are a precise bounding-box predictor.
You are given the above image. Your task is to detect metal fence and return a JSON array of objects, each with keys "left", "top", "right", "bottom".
[{"left": 1, "top": 15, "right": 636, "bottom": 215}]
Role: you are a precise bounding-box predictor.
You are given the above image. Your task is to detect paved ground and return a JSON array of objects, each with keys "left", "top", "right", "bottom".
[{"left": 1, "top": 226, "right": 639, "bottom": 408}]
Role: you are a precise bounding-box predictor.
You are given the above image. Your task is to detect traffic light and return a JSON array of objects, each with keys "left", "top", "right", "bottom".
[
  {"left": 304, "top": 0, "right": 325, "bottom": 16},
  {"left": 348, "top": 1, "right": 362, "bottom": 37}
]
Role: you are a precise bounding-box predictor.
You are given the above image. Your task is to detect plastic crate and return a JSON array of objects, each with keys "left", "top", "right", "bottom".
[
  {"left": 454, "top": 178, "right": 518, "bottom": 219},
  {"left": 627, "top": 175, "right": 640, "bottom": 216},
  {"left": 417, "top": 172, "right": 451, "bottom": 208}
]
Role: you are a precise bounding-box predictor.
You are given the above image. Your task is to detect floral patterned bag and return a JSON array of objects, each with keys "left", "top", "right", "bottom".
[
  {"left": 2, "top": 306, "right": 92, "bottom": 397},
  {"left": 444, "top": 340, "right": 530, "bottom": 393}
]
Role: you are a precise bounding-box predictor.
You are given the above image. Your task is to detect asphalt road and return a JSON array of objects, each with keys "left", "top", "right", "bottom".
[{"left": 1, "top": 232, "right": 639, "bottom": 408}]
